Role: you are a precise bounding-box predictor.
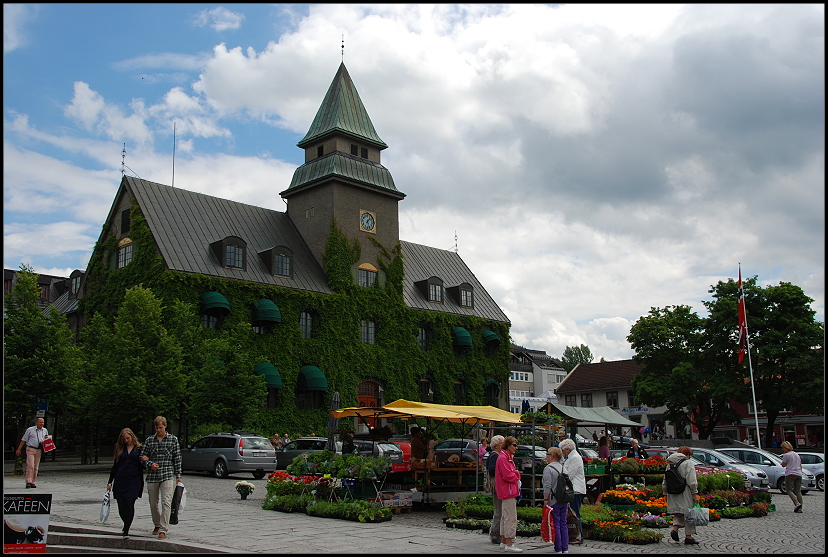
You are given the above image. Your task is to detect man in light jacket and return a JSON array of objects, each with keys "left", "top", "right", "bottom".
[
  {"left": 16, "top": 417, "right": 49, "bottom": 488},
  {"left": 559, "top": 438, "right": 586, "bottom": 543}
]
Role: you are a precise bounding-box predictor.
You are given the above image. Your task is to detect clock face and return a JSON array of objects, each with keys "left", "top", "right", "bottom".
[{"left": 360, "top": 210, "right": 375, "bottom": 232}]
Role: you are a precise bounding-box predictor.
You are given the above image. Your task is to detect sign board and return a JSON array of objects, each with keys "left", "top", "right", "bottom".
[
  {"left": 621, "top": 406, "right": 650, "bottom": 415},
  {"left": 34, "top": 411, "right": 45, "bottom": 418},
  {"left": 3, "top": 493, "right": 52, "bottom": 553},
  {"left": 33, "top": 398, "right": 48, "bottom": 412}
]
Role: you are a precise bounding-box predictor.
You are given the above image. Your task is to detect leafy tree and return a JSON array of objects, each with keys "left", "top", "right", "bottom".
[
  {"left": 560, "top": 344, "right": 594, "bottom": 372},
  {"left": 705, "top": 278, "right": 824, "bottom": 448},
  {"left": 4, "top": 265, "right": 82, "bottom": 442},
  {"left": 628, "top": 305, "right": 745, "bottom": 439}
]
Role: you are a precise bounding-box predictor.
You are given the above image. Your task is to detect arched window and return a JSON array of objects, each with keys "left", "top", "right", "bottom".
[
  {"left": 452, "top": 380, "right": 468, "bottom": 405},
  {"left": 299, "top": 309, "right": 317, "bottom": 339},
  {"left": 484, "top": 380, "right": 500, "bottom": 408},
  {"left": 357, "top": 262, "right": 378, "bottom": 287},
  {"left": 419, "top": 376, "right": 435, "bottom": 403},
  {"left": 417, "top": 323, "right": 432, "bottom": 351},
  {"left": 361, "top": 319, "right": 376, "bottom": 344},
  {"left": 210, "top": 236, "right": 247, "bottom": 270},
  {"left": 200, "top": 292, "right": 230, "bottom": 329}
]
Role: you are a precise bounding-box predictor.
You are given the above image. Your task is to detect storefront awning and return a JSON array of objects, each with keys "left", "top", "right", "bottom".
[
  {"left": 254, "top": 362, "right": 282, "bottom": 389},
  {"left": 481, "top": 330, "right": 500, "bottom": 346},
  {"left": 200, "top": 291, "right": 230, "bottom": 313},
  {"left": 297, "top": 365, "right": 328, "bottom": 391},
  {"left": 546, "top": 402, "right": 640, "bottom": 426},
  {"left": 452, "top": 327, "right": 472, "bottom": 347},
  {"left": 254, "top": 299, "right": 281, "bottom": 322}
]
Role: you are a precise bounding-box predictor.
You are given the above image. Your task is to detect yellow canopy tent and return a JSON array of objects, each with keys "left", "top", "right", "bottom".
[{"left": 382, "top": 399, "right": 524, "bottom": 424}]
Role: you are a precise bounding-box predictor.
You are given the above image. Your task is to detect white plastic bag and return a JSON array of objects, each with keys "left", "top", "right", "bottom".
[
  {"left": 100, "top": 490, "right": 111, "bottom": 523},
  {"left": 685, "top": 504, "right": 709, "bottom": 526},
  {"left": 176, "top": 481, "right": 187, "bottom": 516},
  {"left": 169, "top": 481, "right": 187, "bottom": 525}
]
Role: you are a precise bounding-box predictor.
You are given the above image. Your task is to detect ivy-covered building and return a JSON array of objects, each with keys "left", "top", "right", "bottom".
[{"left": 75, "top": 63, "right": 511, "bottom": 429}]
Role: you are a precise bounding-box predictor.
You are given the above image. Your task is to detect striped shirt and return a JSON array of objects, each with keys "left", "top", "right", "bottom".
[{"left": 141, "top": 433, "right": 182, "bottom": 483}]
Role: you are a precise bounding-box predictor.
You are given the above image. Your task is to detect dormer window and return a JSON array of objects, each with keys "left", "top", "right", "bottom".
[
  {"left": 211, "top": 236, "right": 246, "bottom": 270},
  {"left": 260, "top": 246, "right": 293, "bottom": 278},
  {"left": 415, "top": 277, "right": 444, "bottom": 304},
  {"left": 117, "top": 238, "right": 133, "bottom": 268},
  {"left": 350, "top": 143, "right": 369, "bottom": 159},
  {"left": 447, "top": 282, "right": 474, "bottom": 308},
  {"left": 69, "top": 270, "right": 84, "bottom": 298}
]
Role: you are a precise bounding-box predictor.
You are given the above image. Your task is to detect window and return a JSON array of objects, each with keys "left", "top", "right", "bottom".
[
  {"left": 484, "top": 382, "right": 500, "bottom": 408},
  {"left": 361, "top": 320, "right": 376, "bottom": 344},
  {"left": 4, "top": 279, "right": 12, "bottom": 295},
  {"left": 317, "top": 145, "right": 323, "bottom": 157},
  {"left": 266, "top": 387, "right": 279, "bottom": 409},
  {"left": 429, "top": 282, "right": 443, "bottom": 303},
  {"left": 253, "top": 324, "right": 271, "bottom": 335},
  {"left": 37, "top": 284, "right": 49, "bottom": 300},
  {"left": 581, "top": 393, "right": 593, "bottom": 408},
  {"left": 606, "top": 391, "right": 618, "bottom": 408},
  {"left": 71, "top": 275, "right": 81, "bottom": 295},
  {"left": 419, "top": 378, "right": 434, "bottom": 402},
  {"left": 299, "top": 310, "right": 314, "bottom": 339},
  {"left": 225, "top": 244, "right": 244, "bottom": 268},
  {"left": 202, "top": 314, "right": 218, "bottom": 329},
  {"left": 452, "top": 381, "right": 468, "bottom": 405},
  {"left": 628, "top": 390, "right": 636, "bottom": 407},
  {"left": 460, "top": 288, "right": 473, "bottom": 308},
  {"left": 361, "top": 147, "right": 368, "bottom": 159},
  {"left": 274, "top": 253, "right": 291, "bottom": 277},
  {"left": 351, "top": 143, "right": 358, "bottom": 156},
  {"left": 510, "top": 371, "right": 531, "bottom": 382},
  {"left": 296, "top": 390, "right": 324, "bottom": 410},
  {"left": 565, "top": 394, "right": 576, "bottom": 406},
  {"left": 417, "top": 325, "right": 431, "bottom": 351},
  {"left": 358, "top": 268, "right": 377, "bottom": 287},
  {"left": 117, "top": 242, "right": 133, "bottom": 268},
  {"left": 121, "top": 209, "right": 131, "bottom": 234}
]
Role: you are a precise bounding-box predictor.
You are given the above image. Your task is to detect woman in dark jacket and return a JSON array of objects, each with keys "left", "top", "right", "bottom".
[{"left": 107, "top": 428, "right": 144, "bottom": 539}]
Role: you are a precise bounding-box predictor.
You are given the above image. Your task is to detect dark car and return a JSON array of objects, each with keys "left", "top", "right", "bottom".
[
  {"left": 612, "top": 436, "right": 650, "bottom": 450},
  {"left": 433, "top": 439, "right": 479, "bottom": 463},
  {"left": 352, "top": 439, "right": 404, "bottom": 463},
  {"left": 182, "top": 431, "right": 276, "bottom": 479},
  {"left": 275, "top": 437, "right": 340, "bottom": 470},
  {"left": 514, "top": 445, "right": 547, "bottom": 471}
]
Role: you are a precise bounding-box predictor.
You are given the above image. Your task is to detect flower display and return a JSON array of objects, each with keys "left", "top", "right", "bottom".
[
  {"left": 235, "top": 480, "right": 255, "bottom": 496},
  {"left": 601, "top": 490, "right": 645, "bottom": 505}
]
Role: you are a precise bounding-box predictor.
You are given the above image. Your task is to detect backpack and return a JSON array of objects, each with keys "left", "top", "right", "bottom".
[
  {"left": 664, "top": 459, "right": 688, "bottom": 494},
  {"left": 552, "top": 463, "right": 575, "bottom": 504}
]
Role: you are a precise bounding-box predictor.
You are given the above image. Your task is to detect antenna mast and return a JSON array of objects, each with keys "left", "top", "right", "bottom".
[
  {"left": 454, "top": 230, "right": 458, "bottom": 253},
  {"left": 341, "top": 34, "right": 345, "bottom": 62},
  {"left": 171, "top": 121, "right": 176, "bottom": 188},
  {"left": 121, "top": 144, "right": 126, "bottom": 176}
]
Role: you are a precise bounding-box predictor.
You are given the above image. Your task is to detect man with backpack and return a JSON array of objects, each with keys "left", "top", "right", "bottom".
[
  {"left": 543, "top": 447, "right": 573, "bottom": 553},
  {"left": 663, "top": 447, "right": 700, "bottom": 545}
]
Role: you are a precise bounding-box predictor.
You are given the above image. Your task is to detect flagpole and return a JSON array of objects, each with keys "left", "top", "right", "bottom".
[{"left": 740, "top": 264, "right": 762, "bottom": 449}]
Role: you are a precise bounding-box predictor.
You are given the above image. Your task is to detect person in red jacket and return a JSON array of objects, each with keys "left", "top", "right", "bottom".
[{"left": 495, "top": 436, "right": 523, "bottom": 552}]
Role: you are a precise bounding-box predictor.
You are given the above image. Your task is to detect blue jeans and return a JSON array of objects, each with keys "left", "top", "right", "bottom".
[
  {"left": 570, "top": 493, "right": 584, "bottom": 540},
  {"left": 552, "top": 502, "right": 569, "bottom": 552}
]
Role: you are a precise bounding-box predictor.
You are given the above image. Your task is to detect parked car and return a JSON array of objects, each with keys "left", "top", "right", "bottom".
[
  {"left": 577, "top": 448, "right": 599, "bottom": 460},
  {"left": 568, "top": 433, "right": 598, "bottom": 448},
  {"left": 275, "top": 437, "right": 340, "bottom": 470},
  {"left": 798, "top": 452, "right": 825, "bottom": 491},
  {"left": 715, "top": 447, "right": 812, "bottom": 494},
  {"left": 612, "top": 436, "right": 650, "bottom": 450},
  {"left": 642, "top": 447, "right": 672, "bottom": 460},
  {"left": 514, "top": 445, "right": 548, "bottom": 471},
  {"left": 392, "top": 441, "right": 412, "bottom": 463},
  {"left": 684, "top": 447, "right": 770, "bottom": 490},
  {"left": 432, "top": 439, "right": 479, "bottom": 463},
  {"left": 183, "top": 431, "right": 276, "bottom": 479},
  {"left": 352, "top": 439, "right": 404, "bottom": 464},
  {"left": 609, "top": 449, "right": 627, "bottom": 460}
]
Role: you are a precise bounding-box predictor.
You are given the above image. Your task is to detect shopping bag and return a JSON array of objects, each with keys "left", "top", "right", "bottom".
[
  {"left": 42, "top": 436, "right": 56, "bottom": 452},
  {"left": 567, "top": 506, "right": 581, "bottom": 543},
  {"left": 169, "top": 482, "right": 186, "bottom": 525},
  {"left": 685, "top": 503, "right": 709, "bottom": 526},
  {"left": 541, "top": 505, "right": 556, "bottom": 543},
  {"left": 100, "top": 491, "right": 111, "bottom": 523}
]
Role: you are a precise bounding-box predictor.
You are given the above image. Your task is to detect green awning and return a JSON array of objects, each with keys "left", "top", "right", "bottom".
[
  {"left": 546, "top": 402, "right": 641, "bottom": 427},
  {"left": 481, "top": 330, "right": 501, "bottom": 346},
  {"left": 297, "top": 365, "right": 328, "bottom": 392},
  {"left": 255, "top": 299, "right": 281, "bottom": 322},
  {"left": 254, "top": 363, "right": 282, "bottom": 389},
  {"left": 452, "top": 327, "right": 473, "bottom": 347},
  {"left": 201, "top": 292, "right": 230, "bottom": 313}
]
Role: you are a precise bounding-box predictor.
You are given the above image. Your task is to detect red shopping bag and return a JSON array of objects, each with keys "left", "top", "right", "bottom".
[
  {"left": 541, "top": 505, "right": 556, "bottom": 543},
  {"left": 42, "top": 436, "right": 56, "bottom": 452}
]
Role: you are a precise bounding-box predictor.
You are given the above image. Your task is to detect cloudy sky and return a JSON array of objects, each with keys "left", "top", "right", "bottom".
[{"left": 4, "top": 4, "right": 824, "bottom": 362}]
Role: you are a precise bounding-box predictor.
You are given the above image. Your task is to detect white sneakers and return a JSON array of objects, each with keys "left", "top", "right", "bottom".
[{"left": 504, "top": 545, "right": 523, "bottom": 553}]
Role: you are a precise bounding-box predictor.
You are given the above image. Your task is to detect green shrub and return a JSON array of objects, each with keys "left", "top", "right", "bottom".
[
  {"left": 697, "top": 471, "right": 744, "bottom": 492},
  {"left": 516, "top": 506, "right": 543, "bottom": 523},
  {"left": 718, "top": 506, "right": 755, "bottom": 519},
  {"left": 747, "top": 490, "right": 772, "bottom": 504}
]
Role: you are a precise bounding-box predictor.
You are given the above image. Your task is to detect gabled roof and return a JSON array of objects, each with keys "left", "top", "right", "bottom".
[
  {"left": 297, "top": 63, "right": 387, "bottom": 149},
  {"left": 120, "top": 177, "right": 332, "bottom": 294},
  {"left": 44, "top": 291, "right": 78, "bottom": 316},
  {"left": 283, "top": 151, "right": 403, "bottom": 197},
  {"left": 555, "top": 359, "right": 644, "bottom": 394},
  {"left": 401, "top": 241, "right": 510, "bottom": 325}
]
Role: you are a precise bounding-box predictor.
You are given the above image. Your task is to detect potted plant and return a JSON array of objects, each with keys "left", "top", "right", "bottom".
[{"left": 235, "top": 480, "right": 255, "bottom": 500}]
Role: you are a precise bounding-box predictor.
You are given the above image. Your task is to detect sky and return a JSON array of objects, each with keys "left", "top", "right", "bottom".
[{"left": 4, "top": 4, "right": 824, "bottom": 362}]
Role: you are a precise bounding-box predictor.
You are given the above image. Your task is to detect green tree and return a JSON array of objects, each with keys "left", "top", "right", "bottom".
[
  {"left": 560, "top": 344, "right": 594, "bottom": 372},
  {"left": 705, "top": 278, "right": 824, "bottom": 448},
  {"left": 627, "top": 305, "right": 745, "bottom": 439},
  {"left": 4, "top": 265, "right": 82, "bottom": 443}
]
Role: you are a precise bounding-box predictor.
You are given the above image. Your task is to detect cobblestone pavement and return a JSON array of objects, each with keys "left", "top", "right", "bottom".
[{"left": 4, "top": 464, "right": 824, "bottom": 554}]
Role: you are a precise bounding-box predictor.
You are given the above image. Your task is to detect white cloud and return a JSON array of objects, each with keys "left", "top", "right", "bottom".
[
  {"left": 64, "top": 82, "right": 153, "bottom": 145},
  {"left": 3, "top": 4, "right": 38, "bottom": 53},
  {"left": 193, "top": 7, "right": 245, "bottom": 32}
]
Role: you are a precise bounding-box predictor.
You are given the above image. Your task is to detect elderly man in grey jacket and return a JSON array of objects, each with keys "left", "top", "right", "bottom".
[{"left": 663, "top": 446, "right": 700, "bottom": 545}]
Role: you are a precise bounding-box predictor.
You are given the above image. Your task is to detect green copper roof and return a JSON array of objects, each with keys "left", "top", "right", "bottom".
[
  {"left": 284, "top": 152, "right": 402, "bottom": 195},
  {"left": 297, "top": 63, "right": 387, "bottom": 149}
]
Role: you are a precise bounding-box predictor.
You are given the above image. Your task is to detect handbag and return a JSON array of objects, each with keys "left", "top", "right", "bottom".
[
  {"left": 541, "top": 505, "right": 556, "bottom": 543},
  {"left": 484, "top": 471, "right": 493, "bottom": 493},
  {"left": 685, "top": 503, "right": 709, "bottom": 526},
  {"left": 566, "top": 506, "right": 582, "bottom": 543},
  {"left": 100, "top": 491, "right": 111, "bottom": 523},
  {"left": 42, "top": 436, "right": 56, "bottom": 453},
  {"left": 169, "top": 481, "right": 186, "bottom": 525}
]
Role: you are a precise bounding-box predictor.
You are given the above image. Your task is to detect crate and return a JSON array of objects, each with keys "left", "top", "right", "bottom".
[{"left": 584, "top": 463, "right": 606, "bottom": 475}]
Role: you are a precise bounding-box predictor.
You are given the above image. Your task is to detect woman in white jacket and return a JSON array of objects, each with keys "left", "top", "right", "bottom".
[
  {"left": 559, "top": 439, "right": 586, "bottom": 543},
  {"left": 663, "top": 446, "right": 700, "bottom": 545}
]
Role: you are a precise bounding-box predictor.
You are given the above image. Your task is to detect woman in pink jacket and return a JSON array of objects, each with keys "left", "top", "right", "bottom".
[{"left": 495, "top": 436, "right": 523, "bottom": 552}]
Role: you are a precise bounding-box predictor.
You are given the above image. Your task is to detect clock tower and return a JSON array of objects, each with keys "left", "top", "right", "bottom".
[{"left": 281, "top": 63, "right": 405, "bottom": 272}]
